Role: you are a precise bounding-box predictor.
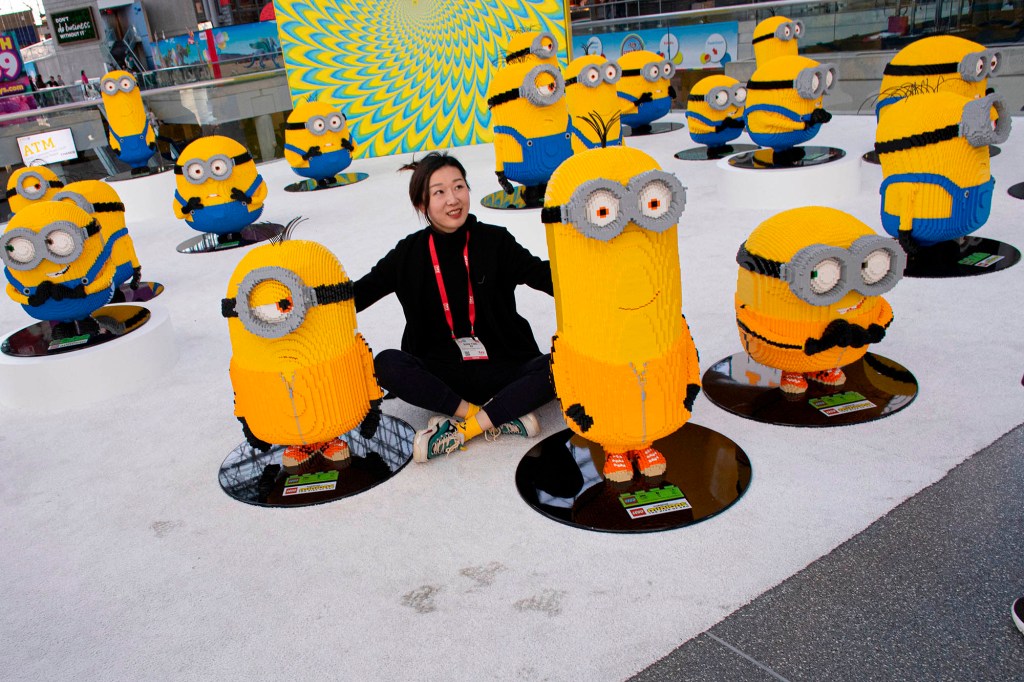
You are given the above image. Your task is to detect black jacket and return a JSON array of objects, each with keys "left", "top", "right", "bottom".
[{"left": 354, "top": 215, "right": 553, "bottom": 364}]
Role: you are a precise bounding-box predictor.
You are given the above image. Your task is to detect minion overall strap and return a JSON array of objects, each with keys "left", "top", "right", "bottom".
[
  {"left": 493, "top": 126, "right": 530, "bottom": 145},
  {"left": 243, "top": 174, "right": 263, "bottom": 199},
  {"left": 617, "top": 92, "right": 640, "bottom": 104},
  {"left": 743, "top": 104, "right": 808, "bottom": 122},
  {"left": 173, "top": 189, "right": 188, "bottom": 209},
  {"left": 110, "top": 119, "right": 149, "bottom": 146},
  {"left": 284, "top": 143, "right": 309, "bottom": 157},
  {"left": 879, "top": 172, "right": 964, "bottom": 198},
  {"left": 685, "top": 110, "right": 738, "bottom": 128},
  {"left": 82, "top": 227, "right": 123, "bottom": 284}
]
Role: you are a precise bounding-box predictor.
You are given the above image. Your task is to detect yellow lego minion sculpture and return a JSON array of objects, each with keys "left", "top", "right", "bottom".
[
  {"left": 487, "top": 59, "right": 573, "bottom": 197},
  {"left": 53, "top": 180, "right": 141, "bottom": 291},
  {"left": 100, "top": 70, "right": 156, "bottom": 170},
  {"left": 735, "top": 207, "right": 903, "bottom": 394},
  {"left": 504, "top": 30, "right": 561, "bottom": 68},
  {"left": 685, "top": 75, "right": 747, "bottom": 149},
  {"left": 875, "top": 91, "right": 1009, "bottom": 252},
  {"left": 6, "top": 166, "right": 63, "bottom": 215},
  {"left": 616, "top": 50, "right": 676, "bottom": 129},
  {"left": 222, "top": 233, "right": 384, "bottom": 468},
  {"left": 752, "top": 16, "right": 803, "bottom": 68},
  {"left": 2, "top": 201, "right": 116, "bottom": 333},
  {"left": 565, "top": 55, "right": 624, "bottom": 152},
  {"left": 745, "top": 55, "right": 835, "bottom": 151},
  {"left": 542, "top": 146, "right": 700, "bottom": 483},
  {"left": 173, "top": 135, "right": 267, "bottom": 236},
  {"left": 283, "top": 101, "right": 355, "bottom": 185},
  {"left": 875, "top": 35, "right": 998, "bottom": 118}
]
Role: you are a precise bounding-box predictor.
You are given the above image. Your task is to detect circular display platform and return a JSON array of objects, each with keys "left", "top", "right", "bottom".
[
  {"left": 0, "top": 303, "right": 177, "bottom": 410},
  {"left": 481, "top": 185, "right": 545, "bottom": 210},
  {"left": 702, "top": 351, "right": 917, "bottom": 427},
  {"left": 515, "top": 423, "right": 751, "bottom": 533},
  {"left": 2, "top": 304, "right": 150, "bottom": 357},
  {"left": 622, "top": 121, "right": 685, "bottom": 137},
  {"left": 111, "top": 281, "right": 164, "bottom": 303},
  {"left": 674, "top": 144, "right": 759, "bottom": 161},
  {"left": 1008, "top": 182, "right": 1024, "bottom": 200},
  {"left": 903, "top": 237, "right": 1020, "bottom": 278},
  {"left": 863, "top": 145, "right": 999, "bottom": 166},
  {"left": 284, "top": 172, "right": 368, "bottom": 193},
  {"left": 717, "top": 146, "right": 858, "bottom": 209},
  {"left": 176, "top": 222, "right": 286, "bottom": 254},
  {"left": 728, "top": 145, "right": 845, "bottom": 169},
  {"left": 218, "top": 414, "right": 415, "bottom": 507},
  {"left": 106, "top": 165, "right": 173, "bottom": 182}
]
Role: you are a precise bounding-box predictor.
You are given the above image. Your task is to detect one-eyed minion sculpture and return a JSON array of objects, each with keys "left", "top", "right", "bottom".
[{"left": 6, "top": 166, "right": 64, "bottom": 216}]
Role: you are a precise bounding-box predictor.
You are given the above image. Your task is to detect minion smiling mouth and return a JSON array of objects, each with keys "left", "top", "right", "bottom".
[
  {"left": 837, "top": 297, "right": 865, "bottom": 315},
  {"left": 47, "top": 264, "right": 70, "bottom": 278},
  {"left": 620, "top": 290, "right": 660, "bottom": 311}
]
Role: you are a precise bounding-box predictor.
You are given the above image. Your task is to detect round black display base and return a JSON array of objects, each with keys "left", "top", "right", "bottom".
[
  {"left": 515, "top": 423, "right": 751, "bottom": 533},
  {"left": 702, "top": 351, "right": 917, "bottom": 427},
  {"left": 728, "top": 146, "right": 845, "bottom": 169},
  {"left": 1, "top": 304, "right": 150, "bottom": 357},
  {"left": 903, "top": 237, "right": 1020, "bottom": 278},
  {"left": 105, "top": 165, "right": 173, "bottom": 182},
  {"left": 1007, "top": 182, "right": 1024, "bottom": 200},
  {"left": 176, "top": 222, "right": 287, "bottom": 254},
  {"left": 480, "top": 185, "right": 545, "bottom": 210},
  {"left": 111, "top": 281, "right": 164, "bottom": 303},
  {"left": 674, "top": 144, "right": 759, "bottom": 161},
  {"left": 622, "top": 121, "right": 685, "bottom": 137},
  {"left": 218, "top": 414, "right": 415, "bottom": 507},
  {"left": 865, "top": 145, "right": 998, "bottom": 166},
  {"left": 284, "top": 172, "right": 369, "bottom": 193}
]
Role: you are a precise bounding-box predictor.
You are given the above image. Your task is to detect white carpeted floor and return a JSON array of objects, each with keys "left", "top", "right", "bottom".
[{"left": 1, "top": 114, "right": 1022, "bottom": 681}]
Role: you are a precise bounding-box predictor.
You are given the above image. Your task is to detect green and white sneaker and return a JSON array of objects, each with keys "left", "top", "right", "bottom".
[
  {"left": 412, "top": 418, "right": 465, "bottom": 463},
  {"left": 485, "top": 412, "right": 540, "bottom": 441}
]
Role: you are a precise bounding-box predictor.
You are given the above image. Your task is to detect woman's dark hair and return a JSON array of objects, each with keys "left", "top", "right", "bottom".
[{"left": 399, "top": 151, "right": 469, "bottom": 214}]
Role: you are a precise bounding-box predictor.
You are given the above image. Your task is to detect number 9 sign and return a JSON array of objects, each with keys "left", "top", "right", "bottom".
[{"left": 0, "top": 34, "right": 24, "bottom": 83}]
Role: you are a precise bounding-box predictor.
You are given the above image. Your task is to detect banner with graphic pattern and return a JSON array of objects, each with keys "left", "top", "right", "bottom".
[{"left": 274, "top": 0, "right": 569, "bottom": 158}]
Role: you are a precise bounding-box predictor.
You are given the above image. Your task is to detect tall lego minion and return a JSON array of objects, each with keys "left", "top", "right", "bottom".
[
  {"left": 744, "top": 55, "right": 836, "bottom": 151},
  {"left": 542, "top": 146, "right": 701, "bottom": 483},
  {"left": 283, "top": 101, "right": 356, "bottom": 184},
  {"left": 6, "top": 166, "right": 64, "bottom": 215},
  {"left": 487, "top": 59, "right": 573, "bottom": 196},
  {"left": 564, "top": 55, "right": 624, "bottom": 152},
  {"left": 752, "top": 16, "right": 803, "bottom": 68},
  {"left": 875, "top": 91, "right": 1009, "bottom": 251},
  {"left": 616, "top": 50, "right": 676, "bottom": 129},
  {"left": 735, "top": 207, "right": 902, "bottom": 394},
  {"left": 2, "top": 201, "right": 116, "bottom": 327},
  {"left": 504, "top": 30, "right": 561, "bottom": 68},
  {"left": 173, "top": 136, "right": 267, "bottom": 235},
  {"left": 53, "top": 181, "right": 141, "bottom": 290},
  {"left": 222, "top": 233, "right": 384, "bottom": 468},
  {"left": 99, "top": 70, "right": 156, "bottom": 170},
  {"left": 876, "top": 35, "right": 998, "bottom": 118},
  {"left": 685, "top": 75, "right": 747, "bottom": 149}
]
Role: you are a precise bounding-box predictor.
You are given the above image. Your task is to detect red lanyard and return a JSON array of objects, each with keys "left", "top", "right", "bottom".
[{"left": 428, "top": 231, "right": 475, "bottom": 339}]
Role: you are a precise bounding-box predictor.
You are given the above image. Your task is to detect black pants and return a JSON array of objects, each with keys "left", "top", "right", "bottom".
[{"left": 374, "top": 350, "right": 555, "bottom": 427}]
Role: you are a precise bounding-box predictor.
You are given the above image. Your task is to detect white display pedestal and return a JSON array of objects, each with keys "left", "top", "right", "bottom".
[{"left": 716, "top": 148, "right": 862, "bottom": 210}]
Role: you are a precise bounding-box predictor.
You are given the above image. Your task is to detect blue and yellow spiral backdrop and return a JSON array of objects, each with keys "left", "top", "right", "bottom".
[{"left": 274, "top": 0, "right": 569, "bottom": 158}]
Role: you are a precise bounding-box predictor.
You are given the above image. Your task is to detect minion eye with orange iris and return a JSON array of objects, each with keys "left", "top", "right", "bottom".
[
  {"left": 648, "top": 198, "right": 661, "bottom": 211},
  {"left": 277, "top": 298, "right": 293, "bottom": 313}
]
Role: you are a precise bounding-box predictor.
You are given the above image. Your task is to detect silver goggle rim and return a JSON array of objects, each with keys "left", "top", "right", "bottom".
[
  {"left": 794, "top": 63, "right": 837, "bottom": 99},
  {"left": 641, "top": 59, "right": 676, "bottom": 83},
  {"left": 773, "top": 20, "right": 805, "bottom": 42},
  {"left": 780, "top": 235, "right": 905, "bottom": 306},
  {"left": 231, "top": 266, "right": 320, "bottom": 339},
  {"left": 13, "top": 170, "right": 54, "bottom": 201},
  {"left": 51, "top": 190, "right": 95, "bottom": 215},
  {"left": 554, "top": 170, "right": 686, "bottom": 241},
  {"left": 100, "top": 76, "right": 137, "bottom": 94},
  {"left": 181, "top": 154, "right": 236, "bottom": 185},
  {"left": 705, "top": 84, "right": 748, "bottom": 110},
  {"left": 520, "top": 64, "right": 565, "bottom": 107},
  {"left": 531, "top": 32, "right": 558, "bottom": 59},
  {"left": 1, "top": 221, "right": 91, "bottom": 271},
  {"left": 958, "top": 49, "right": 1001, "bottom": 82},
  {"left": 304, "top": 112, "right": 347, "bottom": 136},
  {"left": 576, "top": 62, "right": 621, "bottom": 88},
  {"left": 960, "top": 93, "right": 1011, "bottom": 147}
]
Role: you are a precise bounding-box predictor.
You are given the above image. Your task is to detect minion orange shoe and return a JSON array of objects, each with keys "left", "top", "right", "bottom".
[
  {"left": 632, "top": 447, "right": 667, "bottom": 477},
  {"left": 281, "top": 444, "right": 316, "bottom": 469},
  {"left": 780, "top": 371, "right": 808, "bottom": 394},
  {"left": 319, "top": 438, "right": 350, "bottom": 462},
  {"left": 807, "top": 368, "right": 846, "bottom": 387},
  {"left": 603, "top": 451, "right": 634, "bottom": 483}
]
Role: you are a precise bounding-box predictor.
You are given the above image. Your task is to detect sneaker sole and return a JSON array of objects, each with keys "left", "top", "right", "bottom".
[{"left": 1013, "top": 598, "right": 1024, "bottom": 636}]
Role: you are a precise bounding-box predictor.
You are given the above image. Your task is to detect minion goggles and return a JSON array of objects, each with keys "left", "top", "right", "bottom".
[
  {"left": 875, "top": 94, "right": 1010, "bottom": 153},
  {"left": 52, "top": 190, "right": 125, "bottom": 216},
  {"left": 1, "top": 219, "right": 101, "bottom": 271},
  {"left": 100, "top": 75, "right": 137, "bottom": 94},
  {"left": 883, "top": 49, "right": 1000, "bottom": 82},
  {"left": 175, "top": 152, "right": 253, "bottom": 185},
  {"left": 4, "top": 170, "right": 63, "bottom": 201},
  {"left": 688, "top": 83, "right": 747, "bottom": 110},
  {"left": 621, "top": 59, "right": 676, "bottom": 83},
  {"left": 747, "top": 63, "right": 836, "bottom": 98},
  {"left": 541, "top": 170, "right": 686, "bottom": 241},
  {"left": 221, "top": 266, "right": 354, "bottom": 339},
  {"left": 487, "top": 65, "right": 565, "bottom": 108},
  {"left": 506, "top": 32, "right": 558, "bottom": 63},
  {"left": 566, "top": 62, "right": 621, "bottom": 87},
  {"left": 751, "top": 20, "right": 804, "bottom": 45},
  {"left": 736, "top": 236, "right": 905, "bottom": 306},
  {"left": 284, "top": 112, "right": 347, "bottom": 136}
]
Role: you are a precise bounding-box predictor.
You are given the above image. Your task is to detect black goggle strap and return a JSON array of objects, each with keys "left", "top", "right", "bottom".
[
  {"left": 505, "top": 46, "right": 531, "bottom": 63},
  {"left": 746, "top": 79, "right": 794, "bottom": 91},
  {"left": 751, "top": 32, "right": 775, "bottom": 45},
  {"left": 882, "top": 62, "right": 958, "bottom": 77},
  {"left": 565, "top": 76, "right": 579, "bottom": 86},
  {"left": 174, "top": 152, "right": 251, "bottom": 174},
  {"left": 5, "top": 179, "right": 63, "bottom": 199},
  {"left": 92, "top": 201, "right": 126, "bottom": 213},
  {"left": 736, "top": 242, "right": 783, "bottom": 279},
  {"left": 620, "top": 68, "right": 644, "bottom": 77},
  {"left": 874, "top": 123, "right": 960, "bottom": 156},
  {"left": 487, "top": 88, "right": 519, "bottom": 109},
  {"left": 540, "top": 206, "right": 562, "bottom": 224},
  {"left": 221, "top": 281, "right": 353, "bottom": 318},
  {"left": 687, "top": 93, "right": 705, "bottom": 102},
  {"left": 85, "top": 219, "right": 101, "bottom": 237},
  {"left": 284, "top": 121, "right": 307, "bottom": 130}
]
